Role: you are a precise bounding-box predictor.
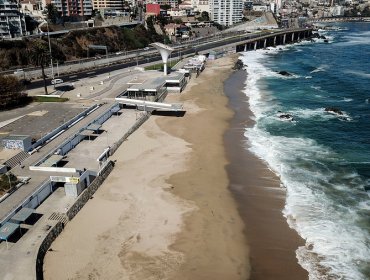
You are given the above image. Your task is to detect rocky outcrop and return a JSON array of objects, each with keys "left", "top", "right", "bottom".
[
  {"left": 325, "top": 107, "right": 343, "bottom": 115},
  {"left": 233, "top": 59, "right": 245, "bottom": 70},
  {"left": 278, "top": 71, "right": 292, "bottom": 76},
  {"left": 277, "top": 111, "right": 294, "bottom": 121}
]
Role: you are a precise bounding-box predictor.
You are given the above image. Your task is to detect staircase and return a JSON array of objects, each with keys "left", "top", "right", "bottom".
[
  {"left": 48, "top": 212, "right": 69, "bottom": 226},
  {"left": 3, "top": 151, "right": 29, "bottom": 169}
]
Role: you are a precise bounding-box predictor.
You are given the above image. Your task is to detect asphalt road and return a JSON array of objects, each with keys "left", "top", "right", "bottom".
[{"left": 25, "top": 29, "right": 306, "bottom": 91}]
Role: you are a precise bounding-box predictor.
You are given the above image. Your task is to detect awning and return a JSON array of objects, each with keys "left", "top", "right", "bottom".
[
  {"left": 39, "top": 155, "right": 64, "bottom": 167},
  {"left": 10, "top": 208, "right": 34, "bottom": 224},
  {"left": 80, "top": 130, "right": 96, "bottom": 137},
  {"left": 0, "top": 222, "right": 20, "bottom": 241},
  {"left": 87, "top": 123, "right": 101, "bottom": 131}
]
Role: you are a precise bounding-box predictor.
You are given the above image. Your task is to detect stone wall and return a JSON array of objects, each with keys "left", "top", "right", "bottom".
[
  {"left": 66, "top": 161, "right": 114, "bottom": 220},
  {"left": 35, "top": 222, "right": 64, "bottom": 280},
  {"left": 109, "top": 112, "right": 151, "bottom": 156}
]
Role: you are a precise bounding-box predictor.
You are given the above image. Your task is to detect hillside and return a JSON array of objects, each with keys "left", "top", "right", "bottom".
[{"left": 0, "top": 25, "right": 164, "bottom": 71}]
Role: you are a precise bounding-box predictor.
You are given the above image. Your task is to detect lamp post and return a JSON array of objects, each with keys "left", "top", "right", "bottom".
[
  {"left": 105, "top": 130, "right": 109, "bottom": 147},
  {"left": 46, "top": 20, "right": 54, "bottom": 83}
]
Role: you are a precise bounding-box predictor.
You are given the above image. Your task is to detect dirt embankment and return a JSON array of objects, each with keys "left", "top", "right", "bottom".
[{"left": 0, "top": 25, "right": 162, "bottom": 71}]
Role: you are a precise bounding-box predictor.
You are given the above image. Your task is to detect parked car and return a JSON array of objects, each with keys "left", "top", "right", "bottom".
[
  {"left": 144, "top": 47, "right": 150, "bottom": 51},
  {"left": 13, "top": 69, "right": 24, "bottom": 75},
  {"left": 116, "top": 51, "right": 123, "bottom": 55},
  {"left": 51, "top": 78, "right": 63, "bottom": 85}
]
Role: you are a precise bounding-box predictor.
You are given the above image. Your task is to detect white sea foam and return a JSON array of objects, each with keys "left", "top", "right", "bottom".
[
  {"left": 239, "top": 49, "right": 370, "bottom": 280},
  {"left": 344, "top": 70, "right": 370, "bottom": 79},
  {"left": 310, "top": 65, "right": 329, "bottom": 73},
  {"left": 336, "top": 31, "right": 370, "bottom": 46}
]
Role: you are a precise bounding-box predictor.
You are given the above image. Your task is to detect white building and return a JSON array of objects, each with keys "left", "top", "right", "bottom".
[
  {"left": 197, "top": 0, "right": 210, "bottom": 13},
  {"left": 330, "top": 5, "right": 345, "bottom": 16},
  {"left": 0, "top": 0, "right": 27, "bottom": 38},
  {"left": 210, "top": 0, "right": 243, "bottom": 26}
]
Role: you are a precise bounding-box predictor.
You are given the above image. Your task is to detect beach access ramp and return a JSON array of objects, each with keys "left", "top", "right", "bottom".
[{"left": 115, "top": 98, "right": 184, "bottom": 112}]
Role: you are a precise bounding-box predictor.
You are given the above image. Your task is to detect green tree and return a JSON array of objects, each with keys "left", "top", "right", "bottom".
[
  {"left": 201, "top": 11, "right": 209, "bottom": 21},
  {"left": 45, "top": 3, "right": 59, "bottom": 24},
  {"left": 28, "top": 39, "right": 50, "bottom": 95},
  {"left": 0, "top": 76, "right": 26, "bottom": 110}
]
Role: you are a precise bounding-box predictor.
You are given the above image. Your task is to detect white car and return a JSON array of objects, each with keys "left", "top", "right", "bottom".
[
  {"left": 13, "top": 69, "right": 24, "bottom": 75},
  {"left": 51, "top": 78, "right": 63, "bottom": 85}
]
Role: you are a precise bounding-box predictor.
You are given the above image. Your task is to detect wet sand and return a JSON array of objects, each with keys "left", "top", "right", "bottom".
[{"left": 224, "top": 69, "right": 308, "bottom": 279}]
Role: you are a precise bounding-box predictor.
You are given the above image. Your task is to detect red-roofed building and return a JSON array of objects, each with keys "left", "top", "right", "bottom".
[{"left": 146, "top": 3, "right": 160, "bottom": 16}]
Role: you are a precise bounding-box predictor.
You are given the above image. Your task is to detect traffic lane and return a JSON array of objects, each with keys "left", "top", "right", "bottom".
[{"left": 26, "top": 55, "right": 163, "bottom": 90}]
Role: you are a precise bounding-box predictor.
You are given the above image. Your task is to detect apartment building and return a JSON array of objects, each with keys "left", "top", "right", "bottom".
[
  {"left": 191, "top": 0, "right": 209, "bottom": 12},
  {"left": 210, "top": 0, "right": 243, "bottom": 26},
  {"left": 146, "top": 0, "right": 179, "bottom": 8},
  {"left": 47, "top": 0, "right": 93, "bottom": 17},
  {"left": 93, "top": 0, "right": 124, "bottom": 11},
  {"left": 0, "top": 0, "right": 27, "bottom": 38}
]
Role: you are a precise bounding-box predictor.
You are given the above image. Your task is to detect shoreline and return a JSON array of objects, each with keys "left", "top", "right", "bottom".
[{"left": 224, "top": 69, "right": 308, "bottom": 279}]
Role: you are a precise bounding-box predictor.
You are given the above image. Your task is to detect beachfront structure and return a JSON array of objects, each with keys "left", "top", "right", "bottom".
[
  {"left": 0, "top": 0, "right": 27, "bottom": 38},
  {"left": 209, "top": 0, "right": 243, "bottom": 26},
  {"left": 165, "top": 72, "right": 187, "bottom": 93},
  {"left": 122, "top": 77, "right": 168, "bottom": 101},
  {"left": 2, "top": 135, "right": 32, "bottom": 151},
  {"left": 182, "top": 55, "right": 206, "bottom": 72},
  {"left": 151, "top": 42, "right": 174, "bottom": 76},
  {"left": 118, "top": 72, "right": 187, "bottom": 101}
]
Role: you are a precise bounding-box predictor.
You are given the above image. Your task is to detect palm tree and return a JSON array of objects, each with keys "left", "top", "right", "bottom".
[{"left": 28, "top": 39, "right": 50, "bottom": 95}]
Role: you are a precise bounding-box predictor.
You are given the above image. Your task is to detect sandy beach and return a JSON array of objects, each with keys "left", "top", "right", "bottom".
[{"left": 43, "top": 55, "right": 250, "bottom": 280}]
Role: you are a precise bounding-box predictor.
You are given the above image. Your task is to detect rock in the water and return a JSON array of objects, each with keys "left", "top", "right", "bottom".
[
  {"left": 325, "top": 107, "right": 343, "bottom": 115},
  {"left": 233, "top": 59, "right": 244, "bottom": 70},
  {"left": 278, "top": 113, "right": 294, "bottom": 121},
  {"left": 278, "top": 71, "right": 292, "bottom": 76}
]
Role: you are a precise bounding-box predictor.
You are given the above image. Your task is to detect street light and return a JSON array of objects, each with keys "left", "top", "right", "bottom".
[{"left": 45, "top": 20, "right": 54, "bottom": 82}]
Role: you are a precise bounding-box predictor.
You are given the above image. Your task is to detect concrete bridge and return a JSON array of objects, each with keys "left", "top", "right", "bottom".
[
  {"left": 234, "top": 28, "right": 313, "bottom": 52},
  {"left": 195, "top": 28, "right": 313, "bottom": 54}
]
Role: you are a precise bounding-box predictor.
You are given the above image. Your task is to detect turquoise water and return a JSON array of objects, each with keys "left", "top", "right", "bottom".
[{"left": 240, "top": 22, "right": 370, "bottom": 279}]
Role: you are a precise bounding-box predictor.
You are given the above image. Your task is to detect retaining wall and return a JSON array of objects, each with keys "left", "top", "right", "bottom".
[{"left": 35, "top": 161, "right": 114, "bottom": 280}]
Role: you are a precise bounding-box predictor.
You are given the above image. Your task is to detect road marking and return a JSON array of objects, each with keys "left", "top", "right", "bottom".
[
  {"left": 86, "top": 71, "right": 96, "bottom": 75},
  {"left": 69, "top": 75, "right": 78, "bottom": 78}
]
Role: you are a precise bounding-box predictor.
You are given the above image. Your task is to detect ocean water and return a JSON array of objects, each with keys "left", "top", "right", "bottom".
[{"left": 240, "top": 22, "right": 370, "bottom": 280}]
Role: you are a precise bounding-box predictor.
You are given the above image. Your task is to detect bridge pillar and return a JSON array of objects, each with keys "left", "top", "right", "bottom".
[
  {"left": 273, "top": 36, "right": 276, "bottom": 46},
  {"left": 283, "top": 34, "right": 286, "bottom": 44},
  {"left": 254, "top": 41, "right": 257, "bottom": 51},
  {"left": 292, "top": 33, "right": 294, "bottom": 42},
  {"left": 244, "top": 44, "right": 247, "bottom": 52},
  {"left": 263, "top": 39, "right": 267, "bottom": 49}
]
